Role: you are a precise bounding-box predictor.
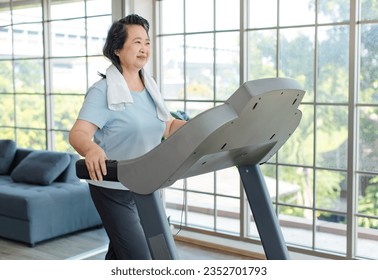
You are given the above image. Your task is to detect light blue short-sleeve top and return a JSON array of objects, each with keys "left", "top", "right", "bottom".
[{"left": 77, "top": 78, "right": 166, "bottom": 189}]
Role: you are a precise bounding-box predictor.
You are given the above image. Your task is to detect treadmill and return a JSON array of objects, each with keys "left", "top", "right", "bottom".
[{"left": 76, "top": 77, "right": 305, "bottom": 260}]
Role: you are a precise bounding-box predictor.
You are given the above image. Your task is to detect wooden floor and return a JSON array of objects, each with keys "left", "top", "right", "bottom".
[{"left": 0, "top": 227, "right": 255, "bottom": 260}]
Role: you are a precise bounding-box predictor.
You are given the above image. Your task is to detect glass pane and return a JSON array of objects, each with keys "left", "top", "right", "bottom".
[
  {"left": 185, "top": 0, "right": 213, "bottom": 33},
  {"left": 315, "top": 211, "right": 346, "bottom": 255},
  {"left": 53, "top": 94, "right": 84, "bottom": 130},
  {"left": 265, "top": 175, "right": 278, "bottom": 202},
  {"left": 279, "top": 207, "right": 313, "bottom": 248},
  {"left": 0, "top": 128, "right": 15, "bottom": 140},
  {"left": 279, "top": 27, "right": 315, "bottom": 102},
  {"left": 317, "top": 0, "right": 350, "bottom": 23},
  {"left": 87, "top": 56, "right": 110, "bottom": 86},
  {"left": 267, "top": 153, "right": 277, "bottom": 164},
  {"left": 317, "top": 26, "right": 349, "bottom": 103},
  {"left": 159, "top": 0, "right": 184, "bottom": 34},
  {"left": 247, "top": 30, "right": 277, "bottom": 80},
  {"left": 360, "top": 0, "right": 378, "bottom": 21},
  {"left": 215, "top": 32, "right": 239, "bottom": 101},
  {"left": 279, "top": 0, "right": 315, "bottom": 26},
  {"left": 187, "top": 173, "right": 214, "bottom": 193},
  {"left": 11, "top": 0, "right": 42, "bottom": 24},
  {"left": 316, "top": 170, "right": 347, "bottom": 212},
  {"left": 0, "top": 26, "right": 12, "bottom": 57},
  {"left": 13, "top": 23, "right": 43, "bottom": 57},
  {"left": 50, "top": 57, "right": 87, "bottom": 94},
  {"left": 165, "top": 188, "right": 185, "bottom": 225},
  {"left": 50, "top": 0, "right": 85, "bottom": 20},
  {"left": 246, "top": 206, "right": 259, "bottom": 239},
  {"left": 360, "top": 24, "right": 378, "bottom": 104},
  {"left": 16, "top": 128, "right": 46, "bottom": 149},
  {"left": 278, "top": 166, "right": 313, "bottom": 207},
  {"left": 356, "top": 217, "right": 378, "bottom": 259},
  {"left": 216, "top": 167, "right": 240, "bottom": 197},
  {"left": 216, "top": 196, "right": 240, "bottom": 234},
  {"left": 357, "top": 174, "right": 378, "bottom": 216},
  {"left": 279, "top": 104, "right": 314, "bottom": 166},
  {"left": 160, "top": 35, "right": 184, "bottom": 99},
  {"left": 87, "top": 15, "right": 112, "bottom": 56},
  {"left": 14, "top": 59, "right": 44, "bottom": 93},
  {"left": 15, "top": 94, "right": 45, "bottom": 128},
  {"left": 216, "top": 0, "right": 240, "bottom": 30},
  {"left": 53, "top": 130, "right": 74, "bottom": 152},
  {"left": 86, "top": 0, "right": 111, "bottom": 16},
  {"left": 260, "top": 164, "right": 277, "bottom": 201},
  {"left": 186, "top": 33, "right": 214, "bottom": 100},
  {"left": 165, "top": 101, "right": 186, "bottom": 115},
  {"left": 0, "top": 94, "right": 14, "bottom": 126},
  {"left": 185, "top": 102, "right": 213, "bottom": 119},
  {"left": 316, "top": 105, "right": 348, "bottom": 169},
  {"left": 50, "top": 18, "right": 86, "bottom": 57},
  {"left": 0, "top": 60, "right": 13, "bottom": 92},
  {"left": 358, "top": 107, "right": 378, "bottom": 173},
  {"left": 187, "top": 192, "right": 214, "bottom": 230},
  {"left": 248, "top": 0, "right": 277, "bottom": 28},
  {"left": 0, "top": 0, "right": 11, "bottom": 26}
]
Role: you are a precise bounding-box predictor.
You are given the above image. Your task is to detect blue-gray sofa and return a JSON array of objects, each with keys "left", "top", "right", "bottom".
[{"left": 0, "top": 139, "right": 102, "bottom": 246}]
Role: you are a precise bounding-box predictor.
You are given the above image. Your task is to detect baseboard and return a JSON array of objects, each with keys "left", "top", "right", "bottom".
[
  {"left": 173, "top": 229, "right": 266, "bottom": 260},
  {"left": 172, "top": 228, "right": 331, "bottom": 260}
]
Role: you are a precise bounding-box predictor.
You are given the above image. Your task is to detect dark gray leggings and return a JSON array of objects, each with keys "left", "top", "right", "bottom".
[{"left": 89, "top": 184, "right": 152, "bottom": 260}]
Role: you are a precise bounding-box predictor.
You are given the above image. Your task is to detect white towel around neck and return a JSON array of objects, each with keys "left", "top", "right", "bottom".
[{"left": 105, "top": 64, "right": 171, "bottom": 122}]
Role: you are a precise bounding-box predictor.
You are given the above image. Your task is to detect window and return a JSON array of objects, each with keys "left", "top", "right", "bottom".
[
  {"left": 0, "top": 0, "right": 112, "bottom": 151},
  {"left": 157, "top": 0, "right": 242, "bottom": 238},
  {"left": 157, "top": 0, "right": 378, "bottom": 259},
  {"left": 1, "top": 0, "right": 377, "bottom": 260}
]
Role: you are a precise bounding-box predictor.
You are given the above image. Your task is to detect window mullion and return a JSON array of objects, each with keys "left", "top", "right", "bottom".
[
  {"left": 346, "top": 0, "right": 360, "bottom": 259},
  {"left": 42, "top": 0, "right": 53, "bottom": 149}
]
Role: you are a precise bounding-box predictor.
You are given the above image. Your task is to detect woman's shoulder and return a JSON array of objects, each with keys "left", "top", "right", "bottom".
[
  {"left": 89, "top": 77, "right": 107, "bottom": 92},
  {"left": 91, "top": 78, "right": 106, "bottom": 89}
]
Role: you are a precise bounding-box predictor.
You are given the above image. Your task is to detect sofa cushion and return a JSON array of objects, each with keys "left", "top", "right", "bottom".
[
  {"left": 0, "top": 140, "right": 17, "bottom": 175},
  {"left": 10, "top": 150, "right": 71, "bottom": 186}
]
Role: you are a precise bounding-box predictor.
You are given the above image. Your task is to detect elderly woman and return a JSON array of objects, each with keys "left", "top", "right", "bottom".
[{"left": 69, "top": 14, "right": 185, "bottom": 260}]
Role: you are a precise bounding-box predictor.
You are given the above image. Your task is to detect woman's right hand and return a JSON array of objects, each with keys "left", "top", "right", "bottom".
[{"left": 84, "top": 145, "right": 108, "bottom": 181}]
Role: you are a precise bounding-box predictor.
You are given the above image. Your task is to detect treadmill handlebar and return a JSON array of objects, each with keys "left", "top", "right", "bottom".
[{"left": 75, "top": 159, "right": 118, "bottom": 182}]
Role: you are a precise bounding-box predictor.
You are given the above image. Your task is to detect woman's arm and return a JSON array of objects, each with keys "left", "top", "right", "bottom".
[
  {"left": 69, "top": 119, "right": 107, "bottom": 181},
  {"left": 163, "top": 118, "right": 186, "bottom": 139}
]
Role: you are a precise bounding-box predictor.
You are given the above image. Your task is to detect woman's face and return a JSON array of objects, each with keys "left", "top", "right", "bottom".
[{"left": 117, "top": 24, "right": 150, "bottom": 72}]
